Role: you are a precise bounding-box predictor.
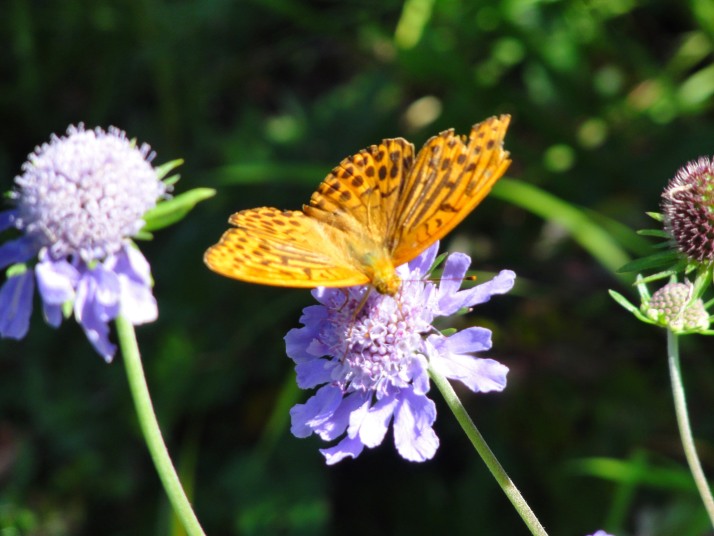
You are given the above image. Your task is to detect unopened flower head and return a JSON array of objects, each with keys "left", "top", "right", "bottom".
[
  {"left": 286, "top": 242, "right": 515, "bottom": 464},
  {"left": 662, "top": 156, "right": 714, "bottom": 262},
  {"left": 0, "top": 124, "right": 167, "bottom": 360},
  {"left": 644, "top": 280, "right": 710, "bottom": 332}
]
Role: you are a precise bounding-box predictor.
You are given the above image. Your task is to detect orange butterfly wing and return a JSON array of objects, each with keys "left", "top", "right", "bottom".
[
  {"left": 303, "top": 138, "right": 415, "bottom": 246},
  {"left": 203, "top": 207, "right": 370, "bottom": 288},
  {"left": 204, "top": 115, "right": 511, "bottom": 293},
  {"left": 390, "top": 115, "right": 511, "bottom": 266}
]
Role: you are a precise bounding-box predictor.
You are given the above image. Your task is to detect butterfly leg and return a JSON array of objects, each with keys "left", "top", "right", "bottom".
[{"left": 342, "top": 287, "right": 374, "bottom": 342}]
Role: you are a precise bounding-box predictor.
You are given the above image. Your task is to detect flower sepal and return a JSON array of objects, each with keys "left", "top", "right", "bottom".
[
  {"left": 154, "top": 158, "right": 184, "bottom": 182},
  {"left": 140, "top": 187, "right": 216, "bottom": 235},
  {"left": 5, "top": 263, "right": 28, "bottom": 278}
]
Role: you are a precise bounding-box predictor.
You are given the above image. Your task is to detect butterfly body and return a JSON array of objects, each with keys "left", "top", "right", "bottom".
[{"left": 205, "top": 115, "right": 512, "bottom": 295}]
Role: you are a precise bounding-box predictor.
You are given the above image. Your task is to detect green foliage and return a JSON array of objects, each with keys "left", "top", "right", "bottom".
[
  {"left": 2, "top": 0, "right": 714, "bottom": 535},
  {"left": 141, "top": 188, "right": 216, "bottom": 234}
]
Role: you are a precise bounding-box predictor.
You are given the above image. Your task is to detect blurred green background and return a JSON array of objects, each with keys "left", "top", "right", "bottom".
[{"left": 2, "top": 0, "right": 714, "bottom": 535}]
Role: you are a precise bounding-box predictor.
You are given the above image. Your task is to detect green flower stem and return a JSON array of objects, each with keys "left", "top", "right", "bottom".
[
  {"left": 116, "top": 315, "right": 206, "bottom": 536},
  {"left": 428, "top": 364, "right": 548, "bottom": 536},
  {"left": 666, "top": 329, "right": 714, "bottom": 525}
]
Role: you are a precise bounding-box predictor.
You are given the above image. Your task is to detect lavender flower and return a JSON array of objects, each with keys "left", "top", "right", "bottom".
[
  {"left": 586, "top": 531, "right": 615, "bottom": 536},
  {"left": 0, "top": 124, "right": 166, "bottom": 360},
  {"left": 285, "top": 242, "right": 515, "bottom": 464}
]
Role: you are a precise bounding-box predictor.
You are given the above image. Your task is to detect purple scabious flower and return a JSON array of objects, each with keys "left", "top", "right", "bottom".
[
  {"left": 0, "top": 124, "right": 166, "bottom": 361},
  {"left": 285, "top": 242, "right": 515, "bottom": 464}
]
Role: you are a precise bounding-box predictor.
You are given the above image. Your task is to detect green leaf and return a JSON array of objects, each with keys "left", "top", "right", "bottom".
[
  {"left": 568, "top": 455, "right": 696, "bottom": 491},
  {"left": 637, "top": 229, "right": 670, "bottom": 238},
  {"left": 141, "top": 188, "right": 216, "bottom": 232},
  {"left": 646, "top": 212, "right": 664, "bottom": 222},
  {"left": 617, "top": 250, "right": 681, "bottom": 273}
]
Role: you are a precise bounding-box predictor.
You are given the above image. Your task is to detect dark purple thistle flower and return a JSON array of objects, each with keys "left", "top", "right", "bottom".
[
  {"left": 285, "top": 242, "right": 515, "bottom": 464},
  {"left": 0, "top": 125, "right": 165, "bottom": 360},
  {"left": 662, "top": 156, "right": 714, "bottom": 262}
]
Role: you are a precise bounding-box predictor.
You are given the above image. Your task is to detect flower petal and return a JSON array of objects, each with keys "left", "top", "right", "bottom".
[
  {"left": 406, "top": 241, "right": 440, "bottom": 276},
  {"left": 357, "top": 395, "right": 398, "bottom": 448},
  {"left": 406, "top": 353, "right": 430, "bottom": 395},
  {"left": 393, "top": 389, "right": 439, "bottom": 462},
  {"left": 0, "top": 210, "right": 17, "bottom": 232},
  {"left": 428, "top": 331, "right": 508, "bottom": 393},
  {"left": 320, "top": 435, "right": 365, "bottom": 465},
  {"left": 438, "top": 269, "right": 515, "bottom": 315},
  {"left": 438, "top": 326, "right": 492, "bottom": 354},
  {"left": 289, "top": 384, "right": 344, "bottom": 438},
  {"left": 438, "top": 252, "right": 470, "bottom": 299},
  {"left": 315, "top": 391, "right": 369, "bottom": 441},
  {"left": 35, "top": 258, "right": 79, "bottom": 305},
  {"left": 78, "top": 307, "right": 116, "bottom": 360},
  {"left": 0, "top": 271, "right": 35, "bottom": 339},
  {"left": 0, "top": 237, "right": 37, "bottom": 271},
  {"left": 285, "top": 306, "right": 326, "bottom": 361},
  {"left": 74, "top": 266, "right": 120, "bottom": 361},
  {"left": 107, "top": 247, "right": 157, "bottom": 325},
  {"left": 294, "top": 357, "right": 332, "bottom": 389},
  {"left": 42, "top": 301, "right": 63, "bottom": 328}
]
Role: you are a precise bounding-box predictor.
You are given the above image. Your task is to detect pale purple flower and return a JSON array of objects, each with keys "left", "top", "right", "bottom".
[
  {"left": 586, "top": 531, "right": 615, "bottom": 536},
  {"left": 285, "top": 242, "right": 515, "bottom": 464},
  {"left": 0, "top": 124, "right": 164, "bottom": 360}
]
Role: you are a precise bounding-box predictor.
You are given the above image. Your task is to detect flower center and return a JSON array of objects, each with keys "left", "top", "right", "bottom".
[{"left": 322, "top": 285, "right": 431, "bottom": 395}]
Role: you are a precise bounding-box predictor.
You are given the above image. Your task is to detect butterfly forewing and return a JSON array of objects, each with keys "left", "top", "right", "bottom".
[
  {"left": 390, "top": 115, "right": 511, "bottom": 266},
  {"left": 204, "top": 207, "right": 370, "bottom": 288}
]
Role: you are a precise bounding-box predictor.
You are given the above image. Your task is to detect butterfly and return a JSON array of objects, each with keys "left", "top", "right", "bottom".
[{"left": 204, "top": 115, "right": 512, "bottom": 296}]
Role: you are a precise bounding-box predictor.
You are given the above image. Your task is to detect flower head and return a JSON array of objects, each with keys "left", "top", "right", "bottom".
[
  {"left": 0, "top": 124, "right": 167, "bottom": 360},
  {"left": 662, "top": 156, "right": 714, "bottom": 262},
  {"left": 643, "top": 280, "right": 710, "bottom": 333},
  {"left": 285, "top": 242, "right": 515, "bottom": 464}
]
